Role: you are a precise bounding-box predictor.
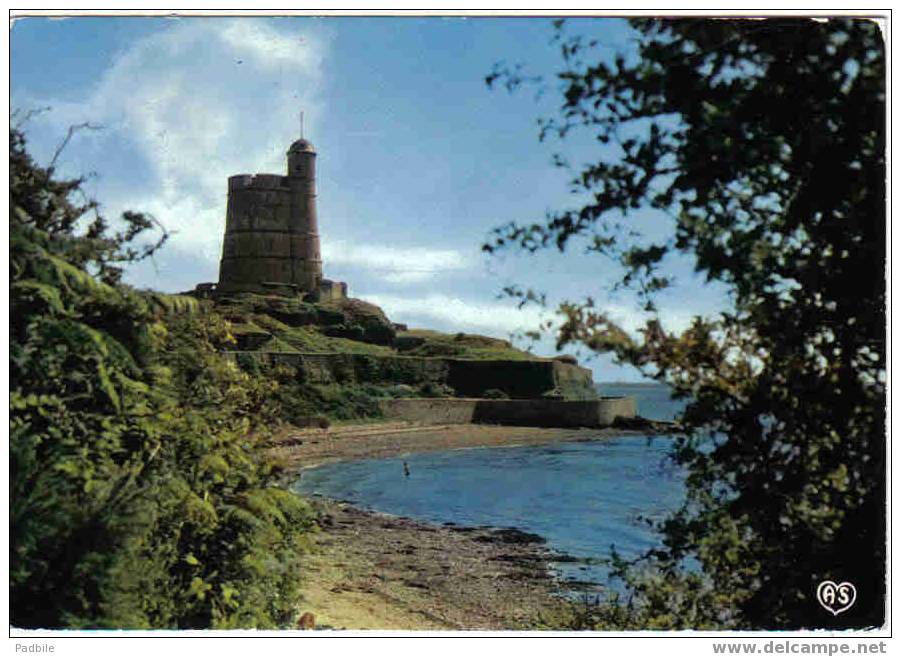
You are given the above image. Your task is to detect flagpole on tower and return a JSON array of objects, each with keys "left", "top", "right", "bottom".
[{"left": 300, "top": 110, "right": 304, "bottom": 140}]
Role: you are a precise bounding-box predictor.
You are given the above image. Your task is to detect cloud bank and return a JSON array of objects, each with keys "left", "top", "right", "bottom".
[
  {"left": 24, "top": 18, "right": 325, "bottom": 265},
  {"left": 322, "top": 240, "right": 471, "bottom": 284},
  {"left": 361, "top": 291, "right": 700, "bottom": 348},
  {"left": 360, "top": 293, "right": 555, "bottom": 338}
]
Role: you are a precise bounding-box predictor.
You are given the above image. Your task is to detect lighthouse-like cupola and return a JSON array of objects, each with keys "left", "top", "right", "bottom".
[{"left": 287, "top": 138, "right": 316, "bottom": 179}]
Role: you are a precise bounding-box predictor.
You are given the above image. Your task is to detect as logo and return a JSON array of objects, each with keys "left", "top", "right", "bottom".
[{"left": 816, "top": 581, "right": 857, "bottom": 616}]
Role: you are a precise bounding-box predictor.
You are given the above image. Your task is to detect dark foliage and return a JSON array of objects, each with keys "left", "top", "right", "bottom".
[{"left": 487, "top": 18, "right": 885, "bottom": 629}]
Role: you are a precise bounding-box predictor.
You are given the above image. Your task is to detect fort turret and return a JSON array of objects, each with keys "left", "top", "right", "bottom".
[
  {"left": 286, "top": 138, "right": 323, "bottom": 291},
  {"left": 213, "top": 135, "right": 345, "bottom": 300}
]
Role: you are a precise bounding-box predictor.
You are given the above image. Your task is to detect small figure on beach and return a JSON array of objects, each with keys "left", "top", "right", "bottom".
[{"left": 403, "top": 461, "right": 410, "bottom": 477}]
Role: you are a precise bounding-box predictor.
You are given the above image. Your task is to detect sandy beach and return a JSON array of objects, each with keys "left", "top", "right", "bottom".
[{"left": 269, "top": 420, "right": 652, "bottom": 470}]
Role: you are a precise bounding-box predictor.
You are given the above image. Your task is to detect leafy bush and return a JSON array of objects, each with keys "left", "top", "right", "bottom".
[
  {"left": 265, "top": 374, "right": 386, "bottom": 423},
  {"left": 10, "top": 128, "right": 315, "bottom": 629}
]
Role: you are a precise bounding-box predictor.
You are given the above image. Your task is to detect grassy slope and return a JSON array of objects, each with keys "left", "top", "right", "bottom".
[
  {"left": 396, "top": 329, "right": 539, "bottom": 360},
  {"left": 213, "top": 293, "right": 565, "bottom": 422},
  {"left": 217, "top": 293, "right": 539, "bottom": 361}
]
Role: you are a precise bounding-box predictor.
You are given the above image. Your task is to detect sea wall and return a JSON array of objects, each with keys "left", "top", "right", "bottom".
[
  {"left": 224, "top": 351, "right": 596, "bottom": 400},
  {"left": 378, "top": 397, "right": 637, "bottom": 428}
]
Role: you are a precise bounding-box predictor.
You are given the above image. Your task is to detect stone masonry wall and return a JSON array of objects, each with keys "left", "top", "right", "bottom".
[
  {"left": 223, "top": 351, "right": 596, "bottom": 400},
  {"left": 378, "top": 397, "right": 637, "bottom": 428}
]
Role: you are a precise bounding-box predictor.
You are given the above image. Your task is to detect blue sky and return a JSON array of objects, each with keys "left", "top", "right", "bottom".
[{"left": 11, "top": 16, "right": 729, "bottom": 382}]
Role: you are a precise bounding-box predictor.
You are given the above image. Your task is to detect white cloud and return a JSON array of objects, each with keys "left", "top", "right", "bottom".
[
  {"left": 360, "top": 293, "right": 556, "bottom": 338},
  {"left": 219, "top": 21, "right": 316, "bottom": 70},
  {"left": 360, "top": 292, "right": 700, "bottom": 344},
  {"left": 322, "top": 240, "right": 471, "bottom": 284},
  {"left": 24, "top": 18, "right": 326, "bottom": 266},
  {"left": 605, "top": 302, "right": 698, "bottom": 336}
]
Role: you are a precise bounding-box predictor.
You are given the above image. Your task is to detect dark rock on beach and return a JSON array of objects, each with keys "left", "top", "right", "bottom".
[
  {"left": 298, "top": 498, "right": 577, "bottom": 629},
  {"left": 475, "top": 528, "right": 547, "bottom": 545}
]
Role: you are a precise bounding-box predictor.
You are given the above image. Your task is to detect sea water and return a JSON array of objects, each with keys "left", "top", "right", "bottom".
[{"left": 293, "top": 384, "right": 687, "bottom": 589}]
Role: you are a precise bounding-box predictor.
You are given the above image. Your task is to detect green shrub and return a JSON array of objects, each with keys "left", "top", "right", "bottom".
[
  {"left": 235, "top": 352, "right": 262, "bottom": 375},
  {"left": 269, "top": 379, "right": 386, "bottom": 423},
  {"left": 10, "top": 128, "right": 315, "bottom": 629},
  {"left": 415, "top": 382, "right": 451, "bottom": 398}
]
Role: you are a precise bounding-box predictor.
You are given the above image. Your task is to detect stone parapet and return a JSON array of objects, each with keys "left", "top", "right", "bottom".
[{"left": 228, "top": 173, "right": 290, "bottom": 190}]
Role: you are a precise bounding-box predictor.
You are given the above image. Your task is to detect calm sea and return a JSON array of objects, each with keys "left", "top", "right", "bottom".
[{"left": 294, "top": 383, "right": 687, "bottom": 589}]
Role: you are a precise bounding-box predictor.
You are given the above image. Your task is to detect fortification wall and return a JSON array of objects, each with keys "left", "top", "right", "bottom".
[
  {"left": 378, "top": 397, "right": 637, "bottom": 428},
  {"left": 446, "top": 359, "right": 594, "bottom": 400},
  {"left": 226, "top": 352, "right": 452, "bottom": 387},
  {"left": 223, "top": 351, "right": 596, "bottom": 400}
]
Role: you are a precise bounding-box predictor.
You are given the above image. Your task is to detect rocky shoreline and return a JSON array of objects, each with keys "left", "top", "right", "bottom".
[{"left": 297, "top": 497, "right": 579, "bottom": 630}]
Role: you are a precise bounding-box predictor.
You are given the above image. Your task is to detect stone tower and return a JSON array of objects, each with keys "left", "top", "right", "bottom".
[
  {"left": 285, "top": 138, "right": 322, "bottom": 291},
  {"left": 214, "top": 136, "right": 345, "bottom": 299}
]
